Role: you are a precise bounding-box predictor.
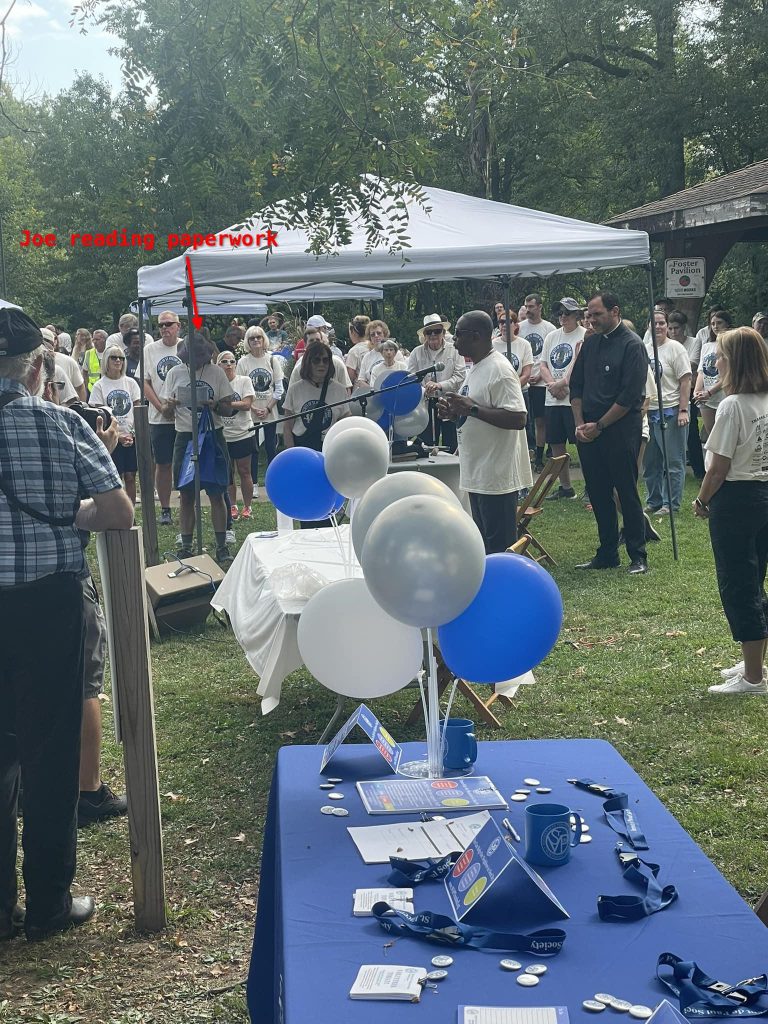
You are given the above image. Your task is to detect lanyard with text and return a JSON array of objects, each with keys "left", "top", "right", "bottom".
[
  {"left": 569, "top": 778, "right": 649, "bottom": 850},
  {"left": 371, "top": 902, "right": 566, "bottom": 956},
  {"left": 388, "top": 855, "right": 455, "bottom": 886},
  {"left": 657, "top": 953, "right": 768, "bottom": 1018},
  {"left": 598, "top": 843, "right": 677, "bottom": 921}
]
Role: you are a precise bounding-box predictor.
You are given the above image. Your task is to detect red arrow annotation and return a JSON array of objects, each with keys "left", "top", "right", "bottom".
[{"left": 184, "top": 256, "right": 204, "bottom": 329}]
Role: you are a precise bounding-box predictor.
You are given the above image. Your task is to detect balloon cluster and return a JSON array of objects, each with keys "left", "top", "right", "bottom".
[{"left": 266, "top": 401, "right": 563, "bottom": 701}]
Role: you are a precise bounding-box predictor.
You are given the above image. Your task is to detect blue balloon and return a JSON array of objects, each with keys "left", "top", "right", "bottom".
[
  {"left": 437, "top": 554, "right": 563, "bottom": 683},
  {"left": 377, "top": 370, "right": 422, "bottom": 415},
  {"left": 328, "top": 491, "right": 346, "bottom": 515},
  {"left": 265, "top": 448, "right": 343, "bottom": 521}
]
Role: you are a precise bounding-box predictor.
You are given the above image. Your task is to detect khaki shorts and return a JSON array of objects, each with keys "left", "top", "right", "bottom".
[{"left": 82, "top": 575, "right": 106, "bottom": 700}]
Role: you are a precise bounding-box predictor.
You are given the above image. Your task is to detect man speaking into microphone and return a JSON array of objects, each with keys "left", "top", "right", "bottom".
[
  {"left": 408, "top": 314, "right": 466, "bottom": 450},
  {"left": 439, "top": 311, "right": 531, "bottom": 553}
]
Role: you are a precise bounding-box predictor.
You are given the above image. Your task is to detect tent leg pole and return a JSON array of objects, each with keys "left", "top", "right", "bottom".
[
  {"left": 502, "top": 275, "right": 512, "bottom": 363},
  {"left": 184, "top": 283, "right": 204, "bottom": 557},
  {"left": 646, "top": 265, "right": 679, "bottom": 561}
]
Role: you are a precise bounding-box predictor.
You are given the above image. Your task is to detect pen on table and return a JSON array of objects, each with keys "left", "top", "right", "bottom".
[{"left": 502, "top": 817, "right": 521, "bottom": 842}]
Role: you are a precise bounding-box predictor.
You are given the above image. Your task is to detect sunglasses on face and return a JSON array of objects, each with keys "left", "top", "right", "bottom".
[
  {"left": 424, "top": 328, "right": 444, "bottom": 336},
  {"left": 109, "top": 356, "right": 126, "bottom": 361},
  {"left": 159, "top": 322, "right": 178, "bottom": 328},
  {"left": 310, "top": 356, "right": 330, "bottom": 364},
  {"left": 219, "top": 359, "right": 235, "bottom": 365}
]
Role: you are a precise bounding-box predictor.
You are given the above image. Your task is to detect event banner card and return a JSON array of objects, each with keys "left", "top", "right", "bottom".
[
  {"left": 460, "top": 1008, "right": 570, "bottom": 1024},
  {"left": 445, "top": 816, "right": 569, "bottom": 922},
  {"left": 320, "top": 704, "right": 403, "bottom": 774},
  {"left": 356, "top": 777, "right": 507, "bottom": 815}
]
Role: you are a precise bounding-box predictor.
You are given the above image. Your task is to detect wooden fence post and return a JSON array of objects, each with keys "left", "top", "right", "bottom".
[{"left": 97, "top": 526, "right": 166, "bottom": 932}]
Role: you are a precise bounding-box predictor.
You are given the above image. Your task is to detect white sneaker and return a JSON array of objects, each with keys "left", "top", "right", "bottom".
[
  {"left": 252, "top": 484, "right": 260, "bottom": 500},
  {"left": 708, "top": 671, "right": 768, "bottom": 695},
  {"left": 719, "top": 660, "right": 767, "bottom": 679},
  {"left": 225, "top": 529, "right": 236, "bottom": 545}
]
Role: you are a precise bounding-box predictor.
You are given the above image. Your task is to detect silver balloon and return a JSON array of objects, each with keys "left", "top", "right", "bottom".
[
  {"left": 350, "top": 383, "right": 384, "bottom": 421},
  {"left": 361, "top": 494, "right": 486, "bottom": 627},
  {"left": 352, "top": 471, "right": 463, "bottom": 561},
  {"left": 393, "top": 401, "right": 430, "bottom": 438},
  {"left": 324, "top": 426, "right": 390, "bottom": 499}
]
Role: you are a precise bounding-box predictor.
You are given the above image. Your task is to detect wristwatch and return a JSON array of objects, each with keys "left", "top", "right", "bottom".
[
  {"left": 596, "top": 421, "right": 605, "bottom": 433},
  {"left": 469, "top": 405, "right": 479, "bottom": 418}
]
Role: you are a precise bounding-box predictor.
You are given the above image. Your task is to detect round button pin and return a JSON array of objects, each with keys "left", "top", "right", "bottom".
[
  {"left": 426, "top": 970, "right": 448, "bottom": 981},
  {"left": 595, "top": 995, "right": 615, "bottom": 1005},
  {"left": 499, "top": 959, "right": 522, "bottom": 971},
  {"left": 320, "top": 805, "right": 335, "bottom": 815},
  {"left": 629, "top": 1008, "right": 653, "bottom": 1020},
  {"left": 319, "top": 783, "right": 335, "bottom": 790},
  {"left": 332, "top": 807, "right": 349, "bottom": 817},
  {"left": 327, "top": 777, "right": 343, "bottom": 783},
  {"left": 515, "top": 788, "right": 532, "bottom": 795},
  {"left": 516, "top": 974, "right": 539, "bottom": 987},
  {"left": 611, "top": 1000, "right": 633, "bottom": 1012},
  {"left": 525, "top": 964, "right": 547, "bottom": 976},
  {"left": 524, "top": 778, "right": 541, "bottom": 786},
  {"left": 510, "top": 794, "right": 528, "bottom": 802},
  {"left": 328, "top": 792, "right": 345, "bottom": 800},
  {"left": 584, "top": 1001, "right": 607, "bottom": 1013},
  {"left": 580, "top": 834, "right": 593, "bottom": 844},
  {"left": 536, "top": 787, "right": 552, "bottom": 794},
  {"left": 431, "top": 955, "right": 453, "bottom": 967}
]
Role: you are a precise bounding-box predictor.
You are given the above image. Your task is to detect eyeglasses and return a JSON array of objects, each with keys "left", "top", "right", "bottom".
[
  {"left": 159, "top": 322, "right": 178, "bottom": 328},
  {"left": 109, "top": 355, "right": 126, "bottom": 362},
  {"left": 219, "top": 359, "right": 236, "bottom": 365},
  {"left": 310, "top": 356, "right": 330, "bottom": 364},
  {"left": 424, "top": 328, "right": 444, "bottom": 336}
]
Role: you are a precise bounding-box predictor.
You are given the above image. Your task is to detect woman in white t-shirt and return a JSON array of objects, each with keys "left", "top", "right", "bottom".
[
  {"left": 237, "top": 325, "right": 284, "bottom": 499},
  {"left": 89, "top": 344, "right": 141, "bottom": 503},
  {"left": 369, "top": 339, "right": 407, "bottom": 389},
  {"left": 355, "top": 320, "right": 390, "bottom": 387},
  {"left": 694, "top": 327, "right": 768, "bottom": 695},
  {"left": 217, "top": 351, "right": 256, "bottom": 520},
  {"left": 643, "top": 311, "right": 691, "bottom": 513},
  {"left": 694, "top": 310, "right": 733, "bottom": 437}
]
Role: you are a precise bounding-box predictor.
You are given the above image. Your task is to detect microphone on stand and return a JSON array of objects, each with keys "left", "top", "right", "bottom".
[{"left": 404, "top": 362, "right": 445, "bottom": 382}]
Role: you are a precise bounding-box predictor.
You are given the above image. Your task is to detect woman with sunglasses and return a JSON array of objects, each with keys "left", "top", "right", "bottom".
[
  {"left": 237, "top": 326, "right": 283, "bottom": 500},
  {"left": 88, "top": 344, "right": 141, "bottom": 503},
  {"left": 217, "top": 351, "right": 256, "bottom": 520}
]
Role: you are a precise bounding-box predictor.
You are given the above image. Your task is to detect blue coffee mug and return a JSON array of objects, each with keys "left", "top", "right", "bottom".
[
  {"left": 440, "top": 718, "right": 477, "bottom": 771},
  {"left": 524, "top": 802, "right": 584, "bottom": 868}
]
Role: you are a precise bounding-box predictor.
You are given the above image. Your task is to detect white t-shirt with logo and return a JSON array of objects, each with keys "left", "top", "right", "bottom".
[
  {"left": 236, "top": 353, "right": 284, "bottom": 423},
  {"left": 518, "top": 319, "right": 556, "bottom": 387},
  {"left": 706, "top": 393, "right": 768, "bottom": 481},
  {"left": 219, "top": 374, "right": 256, "bottom": 443},
  {"left": 699, "top": 340, "right": 725, "bottom": 409},
  {"left": 645, "top": 339, "right": 691, "bottom": 410},
  {"left": 54, "top": 352, "right": 84, "bottom": 391},
  {"left": 89, "top": 374, "right": 141, "bottom": 436},
  {"left": 162, "top": 362, "right": 233, "bottom": 433},
  {"left": 290, "top": 354, "right": 352, "bottom": 389},
  {"left": 107, "top": 330, "right": 154, "bottom": 349},
  {"left": 283, "top": 379, "right": 351, "bottom": 439},
  {"left": 456, "top": 350, "right": 532, "bottom": 495},
  {"left": 144, "top": 340, "right": 182, "bottom": 424},
  {"left": 356, "top": 348, "right": 383, "bottom": 385},
  {"left": 541, "top": 326, "right": 585, "bottom": 407},
  {"left": 491, "top": 338, "right": 534, "bottom": 390}
]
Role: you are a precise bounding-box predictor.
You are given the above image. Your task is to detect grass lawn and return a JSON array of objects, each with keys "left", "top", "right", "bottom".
[{"left": 2, "top": 471, "right": 767, "bottom": 1023}]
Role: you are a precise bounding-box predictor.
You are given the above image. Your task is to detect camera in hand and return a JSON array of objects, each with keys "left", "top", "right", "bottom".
[{"left": 69, "top": 401, "right": 113, "bottom": 432}]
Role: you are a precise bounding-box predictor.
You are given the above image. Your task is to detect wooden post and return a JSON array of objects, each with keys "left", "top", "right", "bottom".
[
  {"left": 134, "top": 404, "right": 159, "bottom": 567},
  {"left": 96, "top": 526, "right": 166, "bottom": 932}
]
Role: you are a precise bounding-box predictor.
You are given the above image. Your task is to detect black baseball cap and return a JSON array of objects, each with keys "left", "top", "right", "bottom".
[{"left": 0, "top": 309, "right": 44, "bottom": 357}]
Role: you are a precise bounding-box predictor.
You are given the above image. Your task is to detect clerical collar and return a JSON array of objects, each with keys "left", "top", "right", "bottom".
[{"left": 604, "top": 321, "right": 623, "bottom": 339}]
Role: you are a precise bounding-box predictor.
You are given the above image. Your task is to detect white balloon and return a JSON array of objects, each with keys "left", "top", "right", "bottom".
[
  {"left": 361, "top": 494, "right": 486, "bottom": 627},
  {"left": 297, "top": 578, "right": 424, "bottom": 698},
  {"left": 393, "top": 401, "right": 430, "bottom": 438},
  {"left": 352, "top": 471, "right": 462, "bottom": 561},
  {"left": 324, "top": 426, "right": 390, "bottom": 499},
  {"left": 349, "top": 384, "right": 384, "bottom": 421},
  {"left": 323, "top": 414, "right": 388, "bottom": 458}
]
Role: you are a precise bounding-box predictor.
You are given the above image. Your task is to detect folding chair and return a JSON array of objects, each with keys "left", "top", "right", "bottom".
[
  {"left": 515, "top": 454, "right": 569, "bottom": 567},
  {"left": 756, "top": 890, "right": 768, "bottom": 926},
  {"left": 405, "top": 643, "right": 506, "bottom": 729}
]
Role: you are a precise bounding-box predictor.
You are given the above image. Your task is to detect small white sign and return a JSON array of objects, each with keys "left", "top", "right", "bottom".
[{"left": 665, "top": 258, "right": 706, "bottom": 298}]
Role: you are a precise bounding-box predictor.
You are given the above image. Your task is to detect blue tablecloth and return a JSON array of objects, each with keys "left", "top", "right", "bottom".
[{"left": 247, "top": 739, "right": 768, "bottom": 1024}]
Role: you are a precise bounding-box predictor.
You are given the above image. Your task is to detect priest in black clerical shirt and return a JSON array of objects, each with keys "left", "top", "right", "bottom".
[{"left": 569, "top": 290, "right": 650, "bottom": 575}]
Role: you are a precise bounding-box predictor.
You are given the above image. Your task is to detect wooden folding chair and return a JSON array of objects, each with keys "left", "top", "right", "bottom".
[
  {"left": 756, "top": 890, "right": 768, "bottom": 926},
  {"left": 515, "top": 455, "right": 569, "bottom": 567},
  {"left": 405, "top": 644, "right": 507, "bottom": 729}
]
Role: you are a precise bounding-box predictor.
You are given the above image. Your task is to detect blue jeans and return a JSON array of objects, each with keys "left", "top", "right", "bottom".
[{"left": 644, "top": 413, "right": 688, "bottom": 511}]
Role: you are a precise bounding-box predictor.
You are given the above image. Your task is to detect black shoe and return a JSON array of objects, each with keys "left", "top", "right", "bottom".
[
  {"left": 533, "top": 461, "right": 544, "bottom": 474},
  {"left": 628, "top": 560, "right": 649, "bottom": 575},
  {"left": 177, "top": 547, "right": 193, "bottom": 558},
  {"left": 575, "top": 558, "right": 620, "bottom": 570},
  {"left": 25, "top": 896, "right": 96, "bottom": 943},
  {"left": 78, "top": 783, "right": 127, "bottom": 828},
  {"left": 216, "top": 545, "right": 234, "bottom": 567},
  {"left": 644, "top": 513, "right": 662, "bottom": 542},
  {"left": 0, "top": 903, "right": 25, "bottom": 942},
  {"left": 546, "top": 487, "right": 576, "bottom": 501},
  {"left": 159, "top": 508, "right": 172, "bottom": 527}
]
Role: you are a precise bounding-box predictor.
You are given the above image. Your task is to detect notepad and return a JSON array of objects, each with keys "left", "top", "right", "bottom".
[
  {"left": 349, "top": 964, "right": 427, "bottom": 1001},
  {"left": 347, "top": 810, "right": 490, "bottom": 864},
  {"left": 352, "top": 888, "right": 414, "bottom": 916},
  {"left": 460, "top": 1007, "right": 570, "bottom": 1024}
]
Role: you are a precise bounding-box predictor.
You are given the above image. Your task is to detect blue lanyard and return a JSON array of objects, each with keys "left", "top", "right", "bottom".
[
  {"left": 388, "top": 856, "right": 455, "bottom": 886},
  {"left": 657, "top": 953, "right": 768, "bottom": 1018},
  {"left": 371, "top": 902, "right": 566, "bottom": 956},
  {"left": 598, "top": 843, "right": 677, "bottom": 921},
  {"left": 569, "top": 778, "right": 649, "bottom": 850}
]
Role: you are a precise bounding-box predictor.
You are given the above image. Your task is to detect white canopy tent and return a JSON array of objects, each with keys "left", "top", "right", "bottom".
[{"left": 138, "top": 180, "right": 650, "bottom": 301}]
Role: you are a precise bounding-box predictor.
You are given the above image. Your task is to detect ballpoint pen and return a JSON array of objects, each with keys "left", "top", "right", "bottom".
[{"left": 502, "top": 817, "right": 521, "bottom": 842}]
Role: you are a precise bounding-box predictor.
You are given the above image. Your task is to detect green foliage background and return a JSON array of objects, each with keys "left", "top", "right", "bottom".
[{"left": 2, "top": 0, "right": 767, "bottom": 334}]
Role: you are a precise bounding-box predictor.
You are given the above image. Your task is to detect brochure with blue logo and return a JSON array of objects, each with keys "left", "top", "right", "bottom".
[
  {"left": 356, "top": 777, "right": 507, "bottom": 815},
  {"left": 445, "top": 816, "right": 569, "bottom": 923},
  {"left": 320, "top": 704, "right": 403, "bottom": 774},
  {"left": 460, "top": 1007, "right": 570, "bottom": 1024}
]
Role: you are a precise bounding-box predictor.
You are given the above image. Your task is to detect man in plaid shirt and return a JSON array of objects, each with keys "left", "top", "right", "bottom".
[{"left": 0, "top": 310, "right": 134, "bottom": 943}]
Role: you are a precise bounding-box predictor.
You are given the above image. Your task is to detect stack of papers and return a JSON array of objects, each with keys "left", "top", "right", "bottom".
[
  {"left": 349, "top": 965, "right": 427, "bottom": 1002},
  {"left": 461, "top": 1008, "right": 570, "bottom": 1024},
  {"left": 348, "top": 810, "right": 490, "bottom": 864},
  {"left": 352, "top": 888, "right": 414, "bottom": 916}
]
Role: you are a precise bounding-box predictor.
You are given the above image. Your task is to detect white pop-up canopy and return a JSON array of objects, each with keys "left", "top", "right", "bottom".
[{"left": 137, "top": 179, "right": 650, "bottom": 302}]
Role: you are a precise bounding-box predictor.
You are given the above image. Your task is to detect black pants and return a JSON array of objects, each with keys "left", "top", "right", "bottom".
[
  {"left": 0, "top": 573, "right": 84, "bottom": 925},
  {"left": 469, "top": 491, "right": 518, "bottom": 554},
  {"left": 687, "top": 402, "right": 705, "bottom": 479},
  {"left": 578, "top": 414, "right": 647, "bottom": 565},
  {"left": 709, "top": 480, "right": 768, "bottom": 642},
  {"left": 250, "top": 421, "right": 278, "bottom": 483}
]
